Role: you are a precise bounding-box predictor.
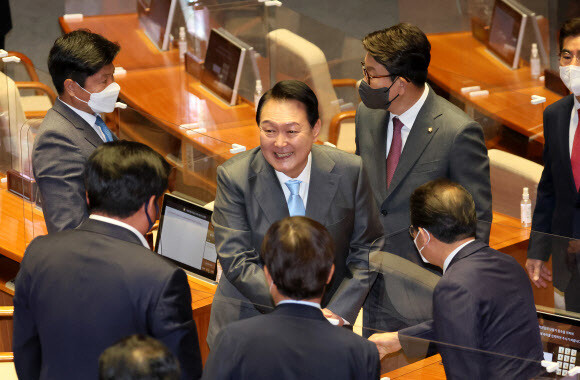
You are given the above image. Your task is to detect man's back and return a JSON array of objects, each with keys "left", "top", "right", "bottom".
[
  {"left": 203, "top": 303, "right": 380, "bottom": 380},
  {"left": 433, "top": 240, "right": 543, "bottom": 379},
  {"left": 13, "top": 219, "right": 201, "bottom": 380}
]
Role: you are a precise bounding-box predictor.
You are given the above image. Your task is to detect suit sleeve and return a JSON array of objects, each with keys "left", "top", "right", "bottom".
[
  {"left": 449, "top": 121, "right": 492, "bottom": 242},
  {"left": 326, "top": 160, "right": 383, "bottom": 323},
  {"left": 150, "top": 269, "right": 202, "bottom": 380},
  {"left": 32, "top": 130, "right": 88, "bottom": 233},
  {"left": 212, "top": 165, "right": 274, "bottom": 312},
  {"left": 432, "top": 279, "right": 485, "bottom": 379},
  {"left": 12, "top": 247, "right": 41, "bottom": 380},
  {"left": 528, "top": 110, "right": 555, "bottom": 261},
  {"left": 201, "top": 328, "right": 237, "bottom": 380}
]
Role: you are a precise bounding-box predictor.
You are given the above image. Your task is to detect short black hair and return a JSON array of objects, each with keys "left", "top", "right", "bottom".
[
  {"left": 362, "top": 23, "right": 431, "bottom": 86},
  {"left": 410, "top": 179, "right": 477, "bottom": 244},
  {"left": 559, "top": 17, "right": 580, "bottom": 52},
  {"left": 85, "top": 141, "right": 171, "bottom": 218},
  {"left": 256, "top": 80, "right": 319, "bottom": 127},
  {"left": 48, "top": 29, "right": 120, "bottom": 94},
  {"left": 261, "top": 216, "right": 334, "bottom": 300},
  {"left": 99, "top": 334, "right": 180, "bottom": 380}
]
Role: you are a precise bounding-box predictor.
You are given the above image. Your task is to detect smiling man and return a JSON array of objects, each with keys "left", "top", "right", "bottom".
[
  {"left": 207, "top": 80, "right": 383, "bottom": 348},
  {"left": 32, "top": 30, "right": 120, "bottom": 233}
]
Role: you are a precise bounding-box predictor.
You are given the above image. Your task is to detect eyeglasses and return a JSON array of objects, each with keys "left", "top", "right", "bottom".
[
  {"left": 409, "top": 225, "right": 418, "bottom": 239},
  {"left": 361, "top": 61, "right": 394, "bottom": 85},
  {"left": 559, "top": 51, "right": 580, "bottom": 66}
]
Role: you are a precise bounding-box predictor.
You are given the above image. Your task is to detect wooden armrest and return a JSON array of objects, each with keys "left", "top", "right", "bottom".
[
  {"left": 331, "top": 78, "right": 358, "bottom": 88},
  {"left": 0, "top": 306, "right": 14, "bottom": 317},
  {"left": 7, "top": 51, "right": 40, "bottom": 82},
  {"left": 0, "top": 352, "right": 14, "bottom": 362},
  {"left": 328, "top": 110, "right": 356, "bottom": 146},
  {"left": 15, "top": 81, "right": 57, "bottom": 103}
]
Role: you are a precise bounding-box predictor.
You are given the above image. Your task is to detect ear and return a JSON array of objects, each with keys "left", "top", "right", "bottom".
[
  {"left": 147, "top": 195, "right": 157, "bottom": 216},
  {"left": 264, "top": 266, "right": 272, "bottom": 285},
  {"left": 312, "top": 119, "right": 322, "bottom": 139},
  {"left": 63, "top": 79, "right": 78, "bottom": 98},
  {"left": 326, "top": 264, "right": 335, "bottom": 284}
]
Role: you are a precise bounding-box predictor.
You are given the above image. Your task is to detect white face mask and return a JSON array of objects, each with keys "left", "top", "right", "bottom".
[
  {"left": 413, "top": 228, "right": 431, "bottom": 263},
  {"left": 560, "top": 65, "right": 580, "bottom": 96},
  {"left": 75, "top": 81, "right": 121, "bottom": 113}
]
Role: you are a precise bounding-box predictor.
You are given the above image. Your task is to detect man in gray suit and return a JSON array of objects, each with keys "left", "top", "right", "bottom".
[
  {"left": 355, "top": 23, "right": 492, "bottom": 334},
  {"left": 32, "top": 30, "right": 120, "bottom": 233},
  {"left": 207, "top": 80, "right": 383, "bottom": 348}
]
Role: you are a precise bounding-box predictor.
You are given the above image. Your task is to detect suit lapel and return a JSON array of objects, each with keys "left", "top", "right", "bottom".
[
  {"left": 555, "top": 96, "right": 577, "bottom": 193},
  {"left": 371, "top": 110, "right": 389, "bottom": 203},
  {"left": 251, "top": 150, "right": 290, "bottom": 224},
  {"left": 53, "top": 99, "right": 105, "bottom": 148},
  {"left": 386, "top": 89, "right": 440, "bottom": 199},
  {"left": 306, "top": 146, "right": 339, "bottom": 221}
]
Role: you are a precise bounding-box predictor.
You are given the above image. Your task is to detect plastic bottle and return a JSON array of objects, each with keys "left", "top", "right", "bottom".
[
  {"left": 530, "top": 43, "right": 540, "bottom": 78},
  {"left": 254, "top": 79, "right": 263, "bottom": 112},
  {"left": 521, "top": 187, "right": 532, "bottom": 227},
  {"left": 178, "top": 27, "right": 187, "bottom": 63}
]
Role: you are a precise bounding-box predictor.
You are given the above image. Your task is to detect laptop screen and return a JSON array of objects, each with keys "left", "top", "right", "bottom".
[
  {"left": 155, "top": 193, "right": 217, "bottom": 282},
  {"left": 538, "top": 311, "right": 580, "bottom": 377}
]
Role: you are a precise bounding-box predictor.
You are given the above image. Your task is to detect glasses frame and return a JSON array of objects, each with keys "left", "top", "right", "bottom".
[
  {"left": 559, "top": 51, "right": 580, "bottom": 66},
  {"left": 361, "top": 61, "right": 395, "bottom": 85}
]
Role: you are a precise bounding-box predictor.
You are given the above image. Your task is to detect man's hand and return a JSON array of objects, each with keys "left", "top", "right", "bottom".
[
  {"left": 369, "top": 332, "right": 402, "bottom": 358},
  {"left": 322, "top": 308, "right": 345, "bottom": 327},
  {"left": 525, "top": 259, "right": 552, "bottom": 288}
]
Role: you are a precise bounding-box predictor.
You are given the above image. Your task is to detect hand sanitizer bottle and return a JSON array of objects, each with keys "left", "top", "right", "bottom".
[
  {"left": 530, "top": 43, "right": 540, "bottom": 78},
  {"left": 521, "top": 187, "right": 532, "bottom": 227},
  {"left": 178, "top": 27, "right": 187, "bottom": 63}
]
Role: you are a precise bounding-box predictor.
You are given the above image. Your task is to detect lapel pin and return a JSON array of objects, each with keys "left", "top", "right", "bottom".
[{"left": 428, "top": 127, "right": 433, "bottom": 133}]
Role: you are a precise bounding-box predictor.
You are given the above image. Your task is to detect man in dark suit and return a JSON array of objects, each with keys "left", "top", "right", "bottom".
[
  {"left": 369, "top": 179, "right": 543, "bottom": 380},
  {"left": 207, "top": 80, "right": 383, "bottom": 348},
  {"left": 204, "top": 216, "right": 380, "bottom": 380},
  {"left": 33, "top": 30, "right": 120, "bottom": 234},
  {"left": 355, "top": 23, "right": 492, "bottom": 334},
  {"left": 13, "top": 141, "right": 202, "bottom": 380},
  {"left": 527, "top": 17, "right": 580, "bottom": 313}
]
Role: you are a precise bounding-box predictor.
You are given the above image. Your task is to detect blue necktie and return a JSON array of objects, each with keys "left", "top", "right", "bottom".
[
  {"left": 95, "top": 116, "right": 114, "bottom": 142},
  {"left": 285, "top": 179, "right": 305, "bottom": 217}
]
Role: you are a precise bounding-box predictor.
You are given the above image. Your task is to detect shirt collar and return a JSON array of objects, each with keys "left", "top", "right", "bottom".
[
  {"left": 59, "top": 97, "right": 98, "bottom": 127},
  {"left": 89, "top": 214, "right": 150, "bottom": 248},
  {"left": 443, "top": 239, "right": 475, "bottom": 273},
  {"left": 574, "top": 96, "right": 580, "bottom": 112},
  {"left": 277, "top": 299, "right": 321, "bottom": 309},
  {"left": 275, "top": 152, "right": 312, "bottom": 183},
  {"left": 391, "top": 85, "right": 429, "bottom": 128}
]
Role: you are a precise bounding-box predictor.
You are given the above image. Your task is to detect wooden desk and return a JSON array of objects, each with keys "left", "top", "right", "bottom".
[
  {"left": 383, "top": 354, "right": 445, "bottom": 380},
  {"left": 428, "top": 32, "right": 562, "bottom": 146}
]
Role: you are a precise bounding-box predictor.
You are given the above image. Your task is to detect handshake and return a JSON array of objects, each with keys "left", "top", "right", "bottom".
[{"left": 368, "top": 332, "right": 402, "bottom": 358}]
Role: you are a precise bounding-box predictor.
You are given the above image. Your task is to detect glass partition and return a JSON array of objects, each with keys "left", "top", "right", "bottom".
[{"left": 64, "top": 0, "right": 136, "bottom": 16}]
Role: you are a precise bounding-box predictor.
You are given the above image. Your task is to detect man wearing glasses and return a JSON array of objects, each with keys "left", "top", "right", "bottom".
[
  {"left": 355, "top": 23, "right": 492, "bottom": 335},
  {"left": 206, "top": 80, "right": 383, "bottom": 348},
  {"left": 527, "top": 17, "right": 580, "bottom": 313}
]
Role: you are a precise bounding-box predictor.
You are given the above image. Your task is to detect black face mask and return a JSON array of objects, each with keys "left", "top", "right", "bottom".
[{"left": 358, "top": 77, "right": 399, "bottom": 110}]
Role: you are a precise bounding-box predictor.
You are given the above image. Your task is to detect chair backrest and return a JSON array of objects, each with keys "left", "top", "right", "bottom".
[
  {"left": 266, "top": 28, "right": 341, "bottom": 142},
  {"left": 488, "top": 149, "right": 543, "bottom": 219}
]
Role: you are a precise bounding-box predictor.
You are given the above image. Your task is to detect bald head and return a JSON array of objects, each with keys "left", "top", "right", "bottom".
[{"left": 410, "top": 179, "right": 477, "bottom": 244}]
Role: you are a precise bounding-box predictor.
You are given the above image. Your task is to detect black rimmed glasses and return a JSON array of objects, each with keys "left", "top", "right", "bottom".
[{"left": 361, "top": 61, "right": 394, "bottom": 85}]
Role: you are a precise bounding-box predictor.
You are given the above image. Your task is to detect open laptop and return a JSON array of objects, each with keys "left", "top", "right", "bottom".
[
  {"left": 154, "top": 193, "right": 218, "bottom": 284},
  {"left": 538, "top": 311, "right": 580, "bottom": 377}
]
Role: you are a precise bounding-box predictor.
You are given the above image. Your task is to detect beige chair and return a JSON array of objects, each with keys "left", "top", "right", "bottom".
[
  {"left": 488, "top": 149, "right": 543, "bottom": 219},
  {"left": 266, "top": 29, "right": 358, "bottom": 153},
  {"left": 5, "top": 51, "right": 56, "bottom": 119}
]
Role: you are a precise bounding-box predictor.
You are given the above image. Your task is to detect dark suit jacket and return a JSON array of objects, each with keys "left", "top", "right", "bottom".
[
  {"left": 355, "top": 85, "right": 492, "bottom": 265},
  {"left": 528, "top": 95, "right": 580, "bottom": 292},
  {"left": 32, "top": 99, "right": 117, "bottom": 234},
  {"left": 203, "top": 303, "right": 380, "bottom": 380},
  {"left": 207, "top": 145, "right": 383, "bottom": 348},
  {"left": 12, "top": 219, "right": 202, "bottom": 380},
  {"left": 400, "top": 240, "right": 543, "bottom": 380}
]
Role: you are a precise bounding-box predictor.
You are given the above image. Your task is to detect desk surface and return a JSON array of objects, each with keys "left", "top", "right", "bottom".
[
  {"left": 429, "top": 31, "right": 563, "bottom": 144},
  {"left": 383, "top": 354, "right": 445, "bottom": 379}
]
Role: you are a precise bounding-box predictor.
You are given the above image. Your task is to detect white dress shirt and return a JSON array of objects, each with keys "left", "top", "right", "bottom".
[
  {"left": 386, "top": 85, "right": 430, "bottom": 158},
  {"left": 275, "top": 152, "right": 312, "bottom": 208},
  {"left": 277, "top": 299, "right": 321, "bottom": 308},
  {"left": 89, "top": 214, "right": 149, "bottom": 248},
  {"left": 443, "top": 239, "right": 475, "bottom": 273},
  {"left": 59, "top": 98, "right": 107, "bottom": 142},
  {"left": 568, "top": 96, "right": 580, "bottom": 157}
]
